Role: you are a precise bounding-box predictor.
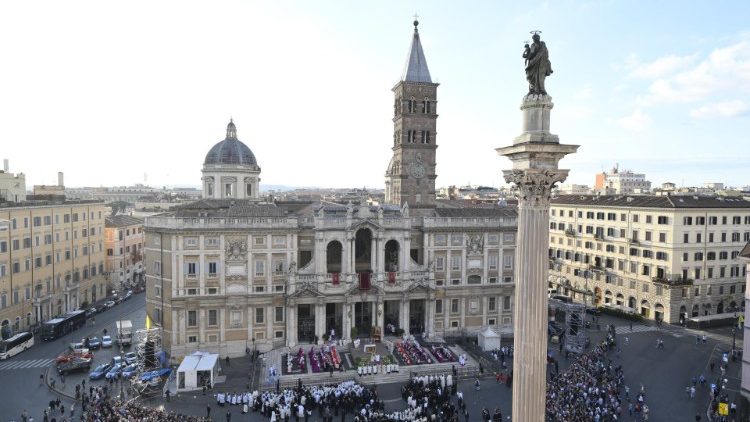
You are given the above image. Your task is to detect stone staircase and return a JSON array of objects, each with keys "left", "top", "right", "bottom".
[{"left": 274, "top": 344, "right": 479, "bottom": 389}]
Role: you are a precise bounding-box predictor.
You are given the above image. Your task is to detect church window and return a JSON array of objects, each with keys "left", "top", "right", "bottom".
[
  {"left": 423, "top": 98, "right": 431, "bottom": 113},
  {"left": 225, "top": 183, "right": 232, "bottom": 197},
  {"left": 246, "top": 184, "right": 252, "bottom": 196},
  {"left": 421, "top": 130, "right": 430, "bottom": 144},
  {"left": 408, "top": 97, "right": 416, "bottom": 113}
]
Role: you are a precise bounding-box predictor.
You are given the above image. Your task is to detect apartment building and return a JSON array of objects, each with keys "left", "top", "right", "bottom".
[
  {"left": 548, "top": 195, "right": 750, "bottom": 323},
  {"left": 105, "top": 215, "right": 145, "bottom": 290},
  {"left": 0, "top": 200, "right": 109, "bottom": 338}
]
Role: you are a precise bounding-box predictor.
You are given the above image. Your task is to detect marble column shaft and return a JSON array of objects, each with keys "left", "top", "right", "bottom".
[{"left": 511, "top": 201, "right": 551, "bottom": 419}]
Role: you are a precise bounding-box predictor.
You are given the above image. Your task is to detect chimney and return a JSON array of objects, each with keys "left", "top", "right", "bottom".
[
  {"left": 58, "top": 172, "right": 64, "bottom": 187},
  {"left": 3, "top": 159, "right": 8, "bottom": 172}
]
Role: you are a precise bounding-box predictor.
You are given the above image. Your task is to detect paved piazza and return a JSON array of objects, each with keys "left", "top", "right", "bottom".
[{"left": 1, "top": 296, "right": 742, "bottom": 421}]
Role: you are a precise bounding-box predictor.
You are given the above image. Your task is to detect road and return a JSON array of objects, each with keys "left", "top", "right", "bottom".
[
  {"left": 0, "top": 299, "right": 743, "bottom": 421},
  {"left": 0, "top": 293, "right": 146, "bottom": 422}
]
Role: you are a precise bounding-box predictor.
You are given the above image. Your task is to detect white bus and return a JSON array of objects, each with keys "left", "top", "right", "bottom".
[{"left": 0, "top": 332, "right": 34, "bottom": 359}]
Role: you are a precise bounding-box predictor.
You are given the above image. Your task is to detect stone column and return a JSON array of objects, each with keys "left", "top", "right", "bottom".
[
  {"left": 425, "top": 299, "right": 435, "bottom": 338},
  {"left": 343, "top": 302, "right": 352, "bottom": 340},
  {"left": 497, "top": 93, "right": 578, "bottom": 422},
  {"left": 287, "top": 305, "right": 297, "bottom": 347},
  {"left": 377, "top": 301, "right": 385, "bottom": 332},
  {"left": 401, "top": 300, "right": 410, "bottom": 335},
  {"left": 315, "top": 302, "right": 325, "bottom": 344}
]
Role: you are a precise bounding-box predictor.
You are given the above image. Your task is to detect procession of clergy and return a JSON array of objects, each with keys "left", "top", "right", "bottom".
[{"left": 212, "top": 373, "right": 460, "bottom": 421}]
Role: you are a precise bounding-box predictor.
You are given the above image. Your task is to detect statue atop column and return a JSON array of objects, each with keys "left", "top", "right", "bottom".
[{"left": 523, "top": 32, "right": 552, "bottom": 95}]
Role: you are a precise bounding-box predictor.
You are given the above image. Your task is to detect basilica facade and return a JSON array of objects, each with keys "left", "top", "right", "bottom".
[{"left": 144, "top": 21, "right": 517, "bottom": 359}]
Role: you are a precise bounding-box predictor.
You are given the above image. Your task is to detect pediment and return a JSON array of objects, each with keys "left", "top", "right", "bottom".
[
  {"left": 289, "top": 285, "right": 323, "bottom": 299},
  {"left": 407, "top": 281, "right": 434, "bottom": 294},
  {"left": 350, "top": 219, "right": 381, "bottom": 231}
]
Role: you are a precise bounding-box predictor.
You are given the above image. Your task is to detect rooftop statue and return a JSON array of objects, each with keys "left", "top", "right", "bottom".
[{"left": 523, "top": 33, "right": 553, "bottom": 95}]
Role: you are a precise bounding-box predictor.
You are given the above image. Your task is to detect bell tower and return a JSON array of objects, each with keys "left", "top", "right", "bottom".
[{"left": 385, "top": 19, "right": 439, "bottom": 209}]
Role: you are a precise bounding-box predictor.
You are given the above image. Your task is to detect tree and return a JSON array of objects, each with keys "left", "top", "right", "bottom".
[{"left": 109, "top": 201, "right": 130, "bottom": 215}]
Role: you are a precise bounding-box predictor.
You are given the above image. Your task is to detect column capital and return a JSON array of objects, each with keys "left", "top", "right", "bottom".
[{"left": 503, "top": 169, "right": 568, "bottom": 208}]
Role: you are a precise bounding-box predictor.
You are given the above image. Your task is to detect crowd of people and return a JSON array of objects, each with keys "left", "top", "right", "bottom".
[
  {"left": 39, "top": 384, "right": 204, "bottom": 422},
  {"left": 545, "top": 338, "right": 638, "bottom": 421},
  {"left": 215, "top": 380, "right": 381, "bottom": 421}
]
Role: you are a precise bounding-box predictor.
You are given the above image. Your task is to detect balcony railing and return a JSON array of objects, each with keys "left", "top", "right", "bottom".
[
  {"left": 423, "top": 217, "right": 516, "bottom": 229},
  {"left": 145, "top": 216, "right": 298, "bottom": 230},
  {"left": 630, "top": 238, "right": 640, "bottom": 244},
  {"left": 564, "top": 228, "right": 577, "bottom": 237}
]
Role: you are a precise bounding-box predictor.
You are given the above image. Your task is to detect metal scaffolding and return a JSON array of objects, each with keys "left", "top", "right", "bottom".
[{"left": 563, "top": 303, "right": 589, "bottom": 355}]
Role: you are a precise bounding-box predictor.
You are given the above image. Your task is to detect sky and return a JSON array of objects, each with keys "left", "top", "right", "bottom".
[{"left": 1, "top": 1, "right": 749, "bottom": 190}]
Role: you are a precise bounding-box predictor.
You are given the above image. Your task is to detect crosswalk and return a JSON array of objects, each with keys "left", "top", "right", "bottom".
[
  {"left": 0, "top": 358, "right": 55, "bottom": 371},
  {"left": 613, "top": 325, "right": 683, "bottom": 338}
]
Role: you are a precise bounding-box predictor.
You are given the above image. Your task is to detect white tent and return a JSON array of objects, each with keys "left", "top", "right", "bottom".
[
  {"left": 176, "top": 351, "right": 219, "bottom": 392},
  {"left": 477, "top": 327, "right": 501, "bottom": 351}
]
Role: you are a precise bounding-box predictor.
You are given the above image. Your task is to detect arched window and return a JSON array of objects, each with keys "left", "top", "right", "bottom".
[
  {"left": 246, "top": 184, "right": 252, "bottom": 197},
  {"left": 423, "top": 97, "right": 431, "bottom": 113},
  {"left": 408, "top": 97, "right": 416, "bottom": 113},
  {"left": 326, "top": 241, "right": 343, "bottom": 274},
  {"left": 207, "top": 183, "right": 213, "bottom": 197},
  {"left": 384, "top": 240, "right": 400, "bottom": 272}
]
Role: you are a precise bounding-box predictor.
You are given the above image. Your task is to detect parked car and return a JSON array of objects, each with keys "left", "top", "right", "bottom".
[
  {"left": 124, "top": 352, "right": 137, "bottom": 365},
  {"left": 105, "top": 363, "right": 124, "bottom": 380},
  {"left": 111, "top": 355, "right": 123, "bottom": 367},
  {"left": 101, "top": 335, "right": 113, "bottom": 348},
  {"left": 104, "top": 300, "right": 116, "bottom": 309},
  {"left": 95, "top": 304, "right": 106, "bottom": 313},
  {"left": 88, "top": 337, "right": 101, "bottom": 350},
  {"left": 89, "top": 363, "right": 112, "bottom": 380},
  {"left": 85, "top": 308, "right": 97, "bottom": 318},
  {"left": 124, "top": 290, "right": 133, "bottom": 300},
  {"left": 58, "top": 357, "right": 92, "bottom": 375},
  {"left": 120, "top": 364, "right": 138, "bottom": 379},
  {"left": 56, "top": 349, "right": 93, "bottom": 364}
]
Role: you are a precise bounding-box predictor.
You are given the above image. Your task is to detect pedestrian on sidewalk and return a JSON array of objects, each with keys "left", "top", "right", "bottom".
[
  {"left": 206, "top": 404, "right": 211, "bottom": 419},
  {"left": 630, "top": 322, "right": 633, "bottom": 331},
  {"left": 474, "top": 378, "right": 480, "bottom": 391}
]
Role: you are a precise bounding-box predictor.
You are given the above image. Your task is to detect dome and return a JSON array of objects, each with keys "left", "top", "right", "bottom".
[{"left": 204, "top": 120, "right": 259, "bottom": 167}]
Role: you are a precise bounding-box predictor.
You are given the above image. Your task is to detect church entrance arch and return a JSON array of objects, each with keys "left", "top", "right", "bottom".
[
  {"left": 325, "top": 303, "right": 342, "bottom": 340},
  {"left": 409, "top": 300, "right": 426, "bottom": 335},
  {"left": 384, "top": 301, "right": 400, "bottom": 335},
  {"left": 354, "top": 302, "right": 373, "bottom": 338},
  {"left": 297, "top": 304, "right": 315, "bottom": 343}
]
